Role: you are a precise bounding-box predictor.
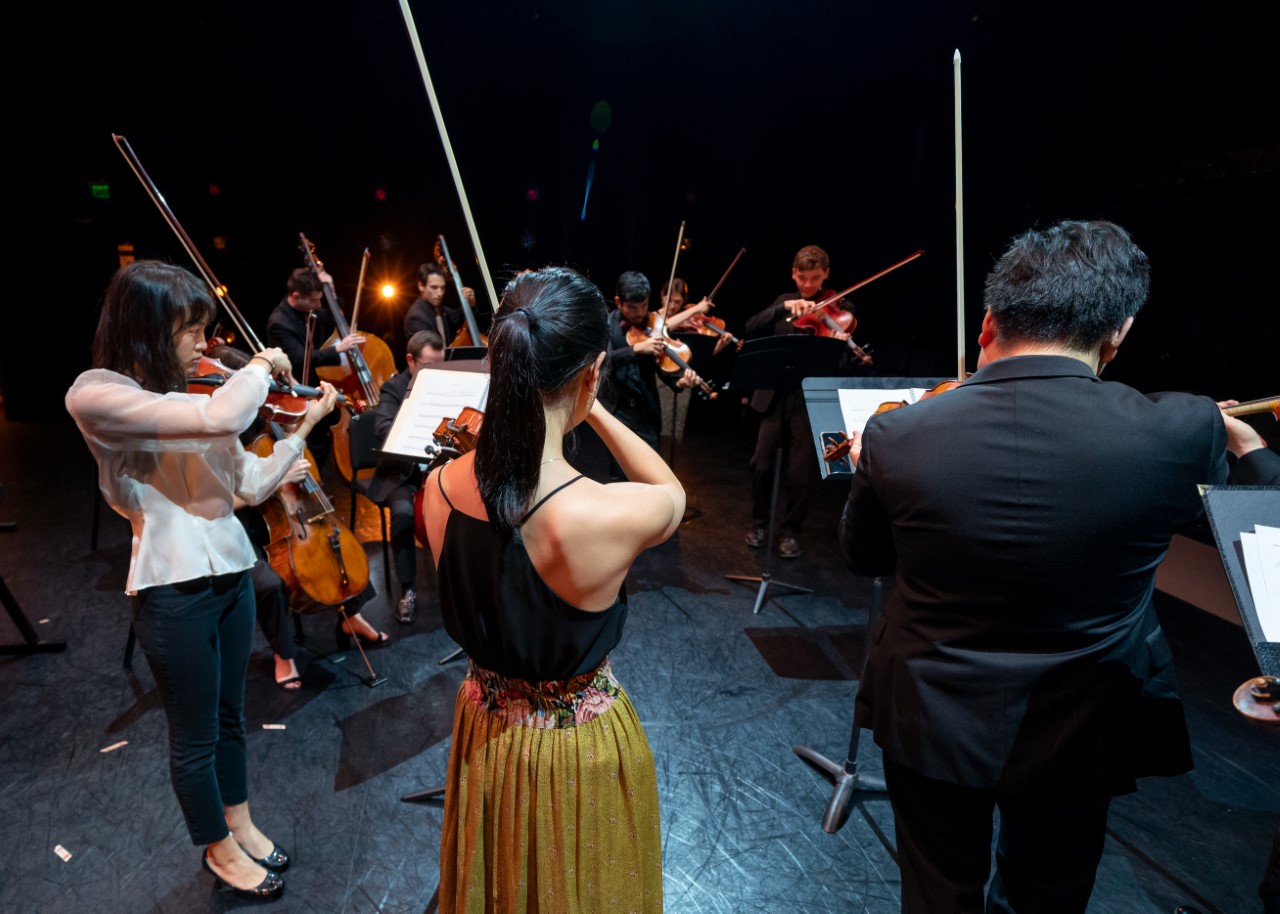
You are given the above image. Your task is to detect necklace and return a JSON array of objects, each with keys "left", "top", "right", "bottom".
[{"left": 540, "top": 457, "right": 563, "bottom": 467}]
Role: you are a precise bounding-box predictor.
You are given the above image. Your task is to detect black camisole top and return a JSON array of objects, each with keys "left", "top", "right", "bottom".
[{"left": 434, "top": 469, "right": 628, "bottom": 681}]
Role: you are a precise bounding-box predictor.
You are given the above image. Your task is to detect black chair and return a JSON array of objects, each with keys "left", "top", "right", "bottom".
[{"left": 345, "top": 413, "right": 392, "bottom": 595}]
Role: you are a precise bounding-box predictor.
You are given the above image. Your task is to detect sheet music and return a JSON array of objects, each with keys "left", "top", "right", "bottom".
[
  {"left": 1241, "top": 524, "right": 1280, "bottom": 641},
  {"left": 380, "top": 367, "right": 490, "bottom": 461},
  {"left": 837, "top": 388, "right": 929, "bottom": 436}
]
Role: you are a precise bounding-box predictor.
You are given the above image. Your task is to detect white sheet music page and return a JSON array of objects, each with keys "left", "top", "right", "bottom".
[
  {"left": 1240, "top": 524, "right": 1280, "bottom": 641},
  {"left": 380, "top": 367, "right": 490, "bottom": 461},
  {"left": 836, "top": 388, "right": 929, "bottom": 437}
]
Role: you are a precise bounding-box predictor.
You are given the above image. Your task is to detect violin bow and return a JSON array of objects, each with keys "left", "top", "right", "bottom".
[
  {"left": 398, "top": 1, "right": 500, "bottom": 314},
  {"left": 704, "top": 247, "right": 746, "bottom": 305},
  {"left": 784, "top": 249, "right": 924, "bottom": 321},
  {"left": 953, "top": 49, "right": 967, "bottom": 383},
  {"left": 111, "top": 134, "right": 264, "bottom": 353},
  {"left": 661, "top": 221, "right": 687, "bottom": 334}
]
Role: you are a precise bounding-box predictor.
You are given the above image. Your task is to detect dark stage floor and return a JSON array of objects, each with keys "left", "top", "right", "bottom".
[{"left": 1, "top": 396, "right": 1276, "bottom": 914}]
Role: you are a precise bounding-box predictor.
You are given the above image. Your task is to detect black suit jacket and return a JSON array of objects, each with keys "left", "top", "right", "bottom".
[
  {"left": 364, "top": 369, "right": 419, "bottom": 505},
  {"left": 840, "top": 354, "right": 1229, "bottom": 799}
]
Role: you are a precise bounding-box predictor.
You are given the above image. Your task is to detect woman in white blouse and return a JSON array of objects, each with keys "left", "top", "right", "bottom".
[{"left": 66, "top": 260, "right": 338, "bottom": 902}]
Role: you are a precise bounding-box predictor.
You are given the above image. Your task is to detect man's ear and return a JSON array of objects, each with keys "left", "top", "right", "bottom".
[
  {"left": 977, "top": 309, "right": 997, "bottom": 349},
  {"left": 1099, "top": 315, "right": 1135, "bottom": 367}
]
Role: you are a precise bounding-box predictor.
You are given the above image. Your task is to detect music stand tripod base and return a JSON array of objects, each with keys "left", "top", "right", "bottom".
[
  {"left": 793, "top": 744, "right": 886, "bottom": 834},
  {"left": 725, "top": 572, "right": 812, "bottom": 615}
]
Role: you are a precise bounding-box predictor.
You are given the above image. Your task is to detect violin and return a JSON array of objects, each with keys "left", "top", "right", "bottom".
[
  {"left": 821, "top": 378, "right": 966, "bottom": 464},
  {"left": 1223, "top": 396, "right": 1280, "bottom": 421},
  {"left": 626, "top": 313, "right": 719, "bottom": 400},
  {"left": 186, "top": 354, "right": 351, "bottom": 424},
  {"left": 413, "top": 406, "right": 485, "bottom": 546},
  {"left": 792, "top": 290, "right": 875, "bottom": 367},
  {"left": 684, "top": 313, "right": 744, "bottom": 352}
]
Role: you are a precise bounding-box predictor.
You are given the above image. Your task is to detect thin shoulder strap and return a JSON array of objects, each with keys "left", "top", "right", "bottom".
[
  {"left": 435, "top": 464, "right": 457, "bottom": 511},
  {"left": 520, "top": 475, "right": 586, "bottom": 525}
]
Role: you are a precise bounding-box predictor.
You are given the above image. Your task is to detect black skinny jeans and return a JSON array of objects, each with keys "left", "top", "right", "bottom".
[{"left": 132, "top": 571, "right": 254, "bottom": 846}]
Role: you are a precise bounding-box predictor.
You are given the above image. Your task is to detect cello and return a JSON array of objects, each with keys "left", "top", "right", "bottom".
[
  {"left": 249, "top": 420, "right": 371, "bottom": 614},
  {"left": 298, "top": 233, "right": 397, "bottom": 484}
]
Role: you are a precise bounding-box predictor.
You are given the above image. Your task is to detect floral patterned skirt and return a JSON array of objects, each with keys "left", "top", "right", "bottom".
[{"left": 439, "top": 657, "right": 663, "bottom": 914}]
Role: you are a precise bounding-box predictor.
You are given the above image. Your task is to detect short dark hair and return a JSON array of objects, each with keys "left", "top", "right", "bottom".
[
  {"left": 287, "top": 267, "right": 324, "bottom": 297},
  {"left": 983, "top": 220, "right": 1150, "bottom": 350},
  {"left": 475, "top": 267, "right": 610, "bottom": 535},
  {"left": 418, "top": 262, "right": 446, "bottom": 285},
  {"left": 407, "top": 329, "right": 444, "bottom": 358},
  {"left": 93, "top": 260, "right": 217, "bottom": 393},
  {"left": 615, "top": 271, "right": 650, "bottom": 303},
  {"left": 793, "top": 245, "right": 829, "bottom": 272}
]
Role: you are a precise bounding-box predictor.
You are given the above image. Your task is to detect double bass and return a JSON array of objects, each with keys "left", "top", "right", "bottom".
[{"left": 298, "top": 234, "right": 397, "bottom": 484}]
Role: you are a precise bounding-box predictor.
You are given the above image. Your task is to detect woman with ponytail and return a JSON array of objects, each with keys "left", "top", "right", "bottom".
[{"left": 420, "top": 266, "right": 683, "bottom": 913}]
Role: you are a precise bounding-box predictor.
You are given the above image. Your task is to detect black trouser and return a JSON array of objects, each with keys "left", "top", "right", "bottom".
[
  {"left": 132, "top": 571, "right": 255, "bottom": 845},
  {"left": 750, "top": 391, "right": 817, "bottom": 535},
  {"left": 386, "top": 482, "right": 418, "bottom": 588},
  {"left": 883, "top": 758, "right": 1111, "bottom": 914},
  {"left": 250, "top": 558, "right": 298, "bottom": 660}
]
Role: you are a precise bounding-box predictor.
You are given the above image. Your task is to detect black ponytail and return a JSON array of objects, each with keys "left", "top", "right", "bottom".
[{"left": 474, "top": 267, "right": 609, "bottom": 535}]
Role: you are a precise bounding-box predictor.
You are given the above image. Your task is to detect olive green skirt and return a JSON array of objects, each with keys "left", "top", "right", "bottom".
[{"left": 439, "top": 658, "right": 663, "bottom": 913}]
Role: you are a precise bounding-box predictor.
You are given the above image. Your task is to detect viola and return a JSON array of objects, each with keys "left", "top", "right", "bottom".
[
  {"left": 626, "top": 313, "right": 719, "bottom": 400},
  {"left": 186, "top": 355, "right": 351, "bottom": 424}
]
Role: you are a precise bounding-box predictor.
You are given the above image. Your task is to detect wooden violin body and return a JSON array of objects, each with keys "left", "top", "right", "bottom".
[
  {"left": 250, "top": 427, "right": 370, "bottom": 612},
  {"left": 627, "top": 315, "right": 719, "bottom": 400},
  {"left": 413, "top": 407, "right": 485, "bottom": 546}
]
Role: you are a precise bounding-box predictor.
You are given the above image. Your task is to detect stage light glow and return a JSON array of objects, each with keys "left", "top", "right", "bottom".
[{"left": 380, "top": 283, "right": 396, "bottom": 299}]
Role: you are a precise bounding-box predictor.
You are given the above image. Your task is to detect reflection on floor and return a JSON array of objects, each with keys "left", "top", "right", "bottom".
[{"left": 0, "top": 398, "right": 1275, "bottom": 914}]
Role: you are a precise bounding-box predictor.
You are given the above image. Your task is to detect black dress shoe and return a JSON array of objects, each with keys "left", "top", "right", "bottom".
[
  {"left": 245, "top": 842, "right": 291, "bottom": 872},
  {"left": 202, "top": 851, "right": 285, "bottom": 901}
]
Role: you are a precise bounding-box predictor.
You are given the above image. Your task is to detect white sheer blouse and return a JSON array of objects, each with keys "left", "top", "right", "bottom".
[{"left": 65, "top": 363, "right": 305, "bottom": 594}]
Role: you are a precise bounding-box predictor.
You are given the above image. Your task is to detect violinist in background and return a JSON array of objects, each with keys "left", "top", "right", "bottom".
[
  {"left": 656, "top": 278, "right": 730, "bottom": 467},
  {"left": 603, "top": 271, "right": 704, "bottom": 469},
  {"left": 743, "top": 244, "right": 850, "bottom": 560},
  {"left": 266, "top": 267, "right": 366, "bottom": 474},
  {"left": 839, "top": 220, "right": 1231, "bottom": 913},
  {"left": 66, "top": 260, "right": 342, "bottom": 901},
  {"left": 404, "top": 261, "right": 476, "bottom": 349},
  {"left": 365, "top": 329, "right": 446, "bottom": 624}
]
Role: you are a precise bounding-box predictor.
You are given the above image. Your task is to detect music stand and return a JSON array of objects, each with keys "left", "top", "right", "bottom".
[
  {"left": 724, "top": 335, "right": 847, "bottom": 614},
  {"left": 1200, "top": 484, "right": 1280, "bottom": 721},
  {"left": 787, "top": 376, "right": 948, "bottom": 826},
  {"left": 792, "top": 577, "right": 886, "bottom": 831},
  {"left": 0, "top": 484, "right": 66, "bottom": 656}
]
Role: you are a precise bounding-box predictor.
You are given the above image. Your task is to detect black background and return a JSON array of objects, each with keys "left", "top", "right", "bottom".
[{"left": 10, "top": 0, "right": 1277, "bottom": 419}]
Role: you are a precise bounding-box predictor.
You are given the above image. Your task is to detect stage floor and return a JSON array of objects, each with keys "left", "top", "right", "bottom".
[{"left": 1, "top": 396, "right": 1275, "bottom": 913}]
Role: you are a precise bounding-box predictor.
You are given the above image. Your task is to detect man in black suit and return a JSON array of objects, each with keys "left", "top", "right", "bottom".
[
  {"left": 839, "top": 220, "right": 1230, "bottom": 913},
  {"left": 366, "top": 330, "right": 445, "bottom": 623}
]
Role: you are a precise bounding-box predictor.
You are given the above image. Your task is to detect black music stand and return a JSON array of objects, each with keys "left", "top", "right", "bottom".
[
  {"left": 789, "top": 376, "right": 947, "bottom": 830},
  {"left": 0, "top": 484, "right": 66, "bottom": 656},
  {"left": 1200, "top": 485, "right": 1280, "bottom": 721},
  {"left": 724, "top": 335, "right": 847, "bottom": 614}
]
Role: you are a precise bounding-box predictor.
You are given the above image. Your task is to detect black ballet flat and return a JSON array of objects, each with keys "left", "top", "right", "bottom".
[
  {"left": 201, "top": 850, "right": 285, "bottom": 901},
  {"left": 245, "top": 842, "right": 291, "bottom": 872}
]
